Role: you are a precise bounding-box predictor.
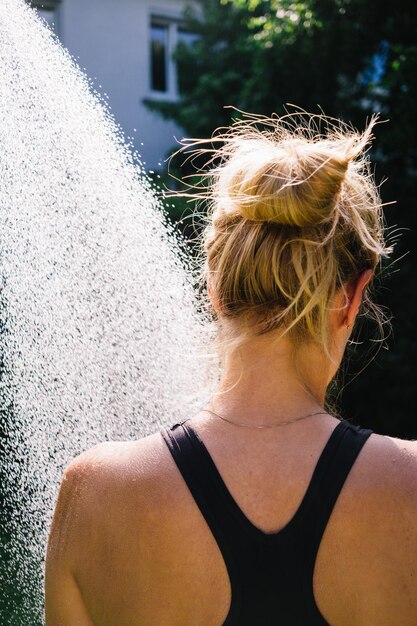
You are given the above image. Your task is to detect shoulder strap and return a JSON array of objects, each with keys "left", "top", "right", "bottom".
[
  {"left": 160, "top": 421, "right": 241, "bottom": 557},
  {"left": 160, "top": 421, "right": 244, "bottom": 623},
  {"left": 298, "top": 420, "right": 373, "bottom": 575}
]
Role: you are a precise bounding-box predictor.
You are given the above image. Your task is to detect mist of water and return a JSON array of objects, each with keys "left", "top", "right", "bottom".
[{"left": 0, "top": 2, "right": 215, "bottom": 623}]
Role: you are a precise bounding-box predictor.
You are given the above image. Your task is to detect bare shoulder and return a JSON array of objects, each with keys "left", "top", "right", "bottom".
[
  {"left": 348, "top": 430, "right": 417, "bottom": 616},
  {"left": 61, "top": 430, "right": 173, "bottom": 512},
  {"left": 45, "top": 431, "right": 172, "bottom": 624},
  {"left": 47, "top": 430, "right": 172, "bottom": 564},
  {"left": 64, "top": 432, "right": 165, "bottom": 479},
  {"left": 358, "top": 430, "right": 417, "bottom": 497},
  {"left": 320, "top": 429, "right": 417, "bottom": 625},
  {"left": 385, "top": 432, "right": 417, "bottom": 483},
  {"left": 335, "top": 430, "right": 417, "bottom": 559},
  {"left": 349, "top": 429, "right": 417, "bottom": 525}
]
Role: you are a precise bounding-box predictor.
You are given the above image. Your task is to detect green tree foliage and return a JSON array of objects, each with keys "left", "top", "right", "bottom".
[
  {"left": 147, "top": 0, "right": 417, "bottom": 437},
  {"left": 149, "top": 0, "right": 416, "bottom": 139}
]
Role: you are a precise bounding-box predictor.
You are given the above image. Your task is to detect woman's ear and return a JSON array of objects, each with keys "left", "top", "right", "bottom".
[{"left": 344, "top": 269, "right": 373, "bottom": 328}]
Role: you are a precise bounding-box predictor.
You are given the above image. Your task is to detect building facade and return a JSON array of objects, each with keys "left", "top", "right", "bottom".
[{"left": 32, "top": 0, "right": 193, "bottom": 170}]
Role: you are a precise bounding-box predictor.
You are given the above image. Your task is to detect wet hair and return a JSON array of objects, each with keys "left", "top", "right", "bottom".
[{"left": 179, "top": 111, "right": 393, "bottom": 362}]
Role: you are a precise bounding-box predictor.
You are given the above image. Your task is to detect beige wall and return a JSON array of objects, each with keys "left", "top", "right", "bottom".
[{"left": 53, "top": 0, "right": 190, "bottom": 170}]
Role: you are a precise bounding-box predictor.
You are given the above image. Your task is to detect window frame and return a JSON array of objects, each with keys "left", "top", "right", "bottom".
[{"left": 148, "top": 13, "right": 196, "bottom": 102}]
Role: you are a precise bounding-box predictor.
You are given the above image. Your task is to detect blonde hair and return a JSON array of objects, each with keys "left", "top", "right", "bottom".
[{"left": 177, "top": 110, "right": 393, "bottom": 362}]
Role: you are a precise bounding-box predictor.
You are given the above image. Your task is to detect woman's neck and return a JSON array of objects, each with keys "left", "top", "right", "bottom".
[{"left": 211, "top": 332, "right": 333, "bottom": 427}]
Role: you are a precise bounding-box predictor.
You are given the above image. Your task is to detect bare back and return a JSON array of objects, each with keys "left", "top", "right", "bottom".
[{"left": 45, "top": 416, "right": 417, "bottom": 626}]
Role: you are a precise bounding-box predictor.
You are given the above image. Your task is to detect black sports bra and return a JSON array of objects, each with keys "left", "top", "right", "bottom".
[{"left": 161, "top": 419, "right": 372, "bottom": 625}]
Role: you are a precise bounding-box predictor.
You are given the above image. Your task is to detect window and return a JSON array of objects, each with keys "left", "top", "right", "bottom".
[
  {"left": 150, "top": 20, "right": 170, "bottom": 93},
  {"left": 149, "top": 16, "right": 197, "bottom": 100}
]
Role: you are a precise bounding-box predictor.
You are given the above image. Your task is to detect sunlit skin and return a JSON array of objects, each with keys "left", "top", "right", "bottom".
[{"left": 45, "top": 269, "right": 417, "bottom": 626}]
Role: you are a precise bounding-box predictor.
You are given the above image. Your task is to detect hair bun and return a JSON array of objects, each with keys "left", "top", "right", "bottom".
[
  {"left": 197, "top": 111, "right": 391, "bottom": 359},
  {"left": 217, "top": 139, "right": 351, "bottom": 227}
]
